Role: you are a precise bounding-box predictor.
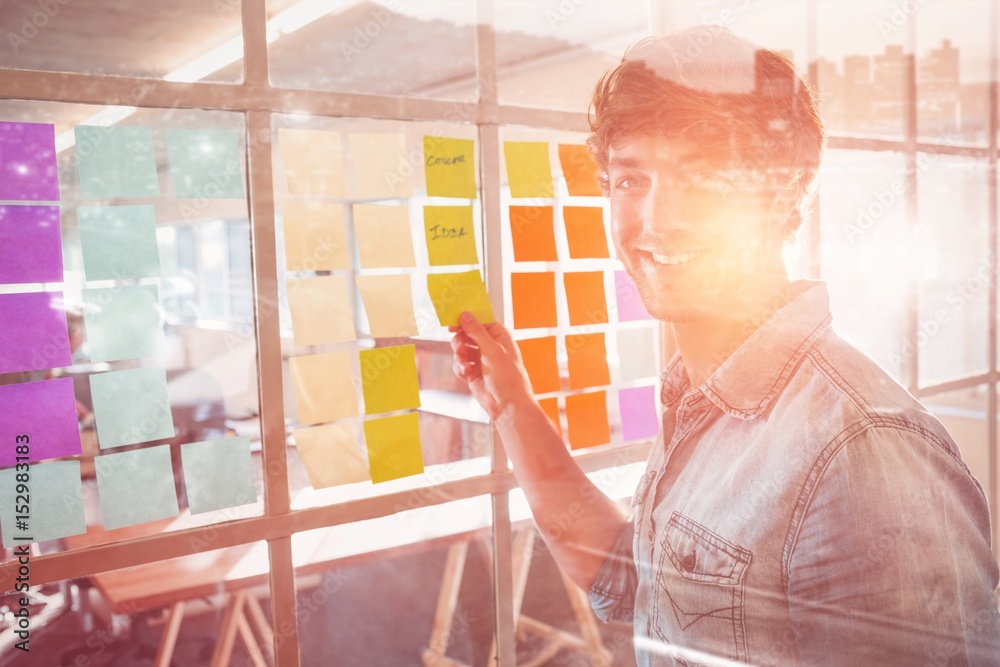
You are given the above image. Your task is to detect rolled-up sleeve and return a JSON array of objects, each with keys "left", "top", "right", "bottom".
[{"left": 588, "top": 519, "right": 638, "bottom": 624}]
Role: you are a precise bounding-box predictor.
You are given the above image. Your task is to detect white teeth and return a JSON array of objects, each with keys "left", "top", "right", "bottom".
[{"left": 651, "top": 251, "right": 699, "bottom": 265}]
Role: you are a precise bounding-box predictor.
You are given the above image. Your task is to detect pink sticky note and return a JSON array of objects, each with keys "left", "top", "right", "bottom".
[
  {"left": 0, "top": 122, "right": 59, "bottom": 201},
  {"left": 615, "top": 270, "right": 653, "bottom": 322},
  {"left": 0, "top": 205, "right": 63, "bottom": 284},
  {"left": 619, "top": 385, "right": 659, "bottom": 441},
  {"left": 0, "top": 378, "right": 82, "bottom": 468},
  {"left": 0, "top": 291, "right": 72, "bottom": 374}
]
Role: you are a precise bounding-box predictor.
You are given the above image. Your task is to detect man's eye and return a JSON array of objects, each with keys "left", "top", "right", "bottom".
[{"left": 615, "top": 176, "right": 646, "bottom": 190}]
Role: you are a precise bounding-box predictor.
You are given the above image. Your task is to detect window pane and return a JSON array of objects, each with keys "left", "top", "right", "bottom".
[{"left": 925, "top": 385, "right": 991, "bottom": 495}]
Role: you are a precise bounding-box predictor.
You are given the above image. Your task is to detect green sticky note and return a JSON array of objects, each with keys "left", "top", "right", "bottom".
[
  {"left": 423, "top": 136, "right": 476, "bottom": 198},
  {"left": 78, "top": 205, "right": 161, "bottom": 281},
  {"left": 0, "top": 460, "right": 86, "bottom": 548},
  {"left": 363, "top": 412, "right": 425, "bottom": 483},
  {"left": 359, "top": 344, "right": 421, "bottom": 415},
  {"left": 427, "top": 270, "right": 495, "bottom": 327},
  {"left": 424, "top": 206, "right": 478, "bottom": 266},
  {"left": 74, "top": 125, "right": 160, "bottom": 198},
  {"left": 95, "top": 444, "right": 179, "bottom": 530},
  {"left": 90, "top": 367, "right": 175, "bottom": 449},
  {"left": 504, "top": 141, "right": 553, "bottom": 198},
  {"left": 167, "top": 129, "right": 245, "bottom": 199},
  {"left": 181, "top": 437, "right": 257, "bottom": 514},
  {"left": 82, "top": 284, "right": 165, "bottom": 362}
]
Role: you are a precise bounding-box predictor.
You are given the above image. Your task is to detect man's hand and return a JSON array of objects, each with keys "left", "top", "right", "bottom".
[{"left": 449, "top": 311, "right": 533, "bottom": 421}]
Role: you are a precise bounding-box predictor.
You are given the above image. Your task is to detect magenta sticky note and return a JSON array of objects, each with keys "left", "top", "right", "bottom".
[
  {"left": 0, "top": 122, "right": 60, "bottom": 201},
  {"left": 615, "top": 270, "right": 653, "bottom": 322},
  {"left": 0, "top": 205, "right": 63, "bottom": 284},
  {"left": 0, "top": 291, "right": 72, "bottom": 374},
  {"left": 0, "top": 377, "right": 82, "bottom": 468},
  {"left": 619, "top": 385, "right": 659, "bottom": 442}
]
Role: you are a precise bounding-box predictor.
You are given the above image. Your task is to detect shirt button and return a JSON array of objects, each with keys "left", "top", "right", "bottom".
[
  {"left": 648, "top": 529, "right": 655, "bottom": 541},
  {"left": 682, "top": 553, "right": 696, "bottom": 572}
]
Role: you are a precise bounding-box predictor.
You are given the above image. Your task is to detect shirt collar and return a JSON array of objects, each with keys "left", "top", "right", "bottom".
[{"left": 659, "top": 280, "right": 833, "bottom": 421}]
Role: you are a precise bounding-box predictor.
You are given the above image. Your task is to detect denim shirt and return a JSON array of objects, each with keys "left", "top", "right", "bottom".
[{"left": 589, "top": 279, "right": 1000, "bottom": 666}]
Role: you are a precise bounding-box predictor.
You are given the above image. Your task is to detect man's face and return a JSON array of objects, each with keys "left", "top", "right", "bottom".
[{"left": 607, "top": 132, "right": 783, "bottom": 323}]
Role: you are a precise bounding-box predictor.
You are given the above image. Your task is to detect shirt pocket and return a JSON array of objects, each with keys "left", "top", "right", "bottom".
[{"left": 653, "top": 512, "right": 752, "bottom": 666}]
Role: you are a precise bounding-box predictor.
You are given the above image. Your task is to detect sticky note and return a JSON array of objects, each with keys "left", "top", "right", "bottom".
[
  {"left": 538, "top": 396, "right": 562, "bottom": 437},
  {"left": 282, "top": 202, "right": 350, "bottom": 271},
  {"left": 510, "top": 206, "right": 557, "bottom": 262},
  {"left": 82, "top": 284, "right": 164, "bottom": 362},
  {"left": 280, "top": 128, "right": 347, "bottom": 197},
  {"left": 357, "top": 274, "right": 418, "bottom": 338},
  {"left": 424, "top": 206, "right": 478, "bottom": 266},
  {"left": 516, "top": 336, "right": 560, "bottom": 395},
  {"left": 618, "top": 327, "right": 657, "bottom": 382},
  {"left": 78, "top": 205, "right": 161, "bottom": 281},
  {"left": 558, "top": 144, "right": 603, "bottom": 196},
  {"left": 566, "top": 391, "right": 610, "bottom": 450},
  {"left": 90, "top": 367, "right": 175, "bottom": 449},
  {"left": 0, "top": 378, "right": 81, "bottom": 468},
  {"left": 503, "top": 141, "right": 553, "bottom": 198},
  {"left": 95, "top": 444, "right": 179, "bottom": 530},
  {"left": 363, "top": 412, "right": 425, "bottom": 483},
  {"left": 619, "top": 385, "right": 659, "bottom": 441},
  {"left": 0, "top": 205, "right": 62, "bottom": 284},
  {"left": 0, "top": 461, "right": 85, "bottom": 548},
  {"left": 353, "top": 204, "right": 416, "bottom": 269},
  {"left": 0, "top": 121, "right": 59, "bottom": 201},
  {"left": 166, "top": 129, "right": 244, "bottom": 199},
  {"left": 0, "top": 291, "right": 71, "bottom": 374},
  {"left": 286, "top": 275, "right": 356, "bottom": 346},
  {"left": 359, "top": 344, "right": 421, "bottom": 414},
  {"left": 424, "top": 136, "right": 476, "bottom": 198},
  {"left": 350, "top": 133, "right": 413, "bottom": 199},
  {"left": 615, "top": 270, "right": 654, "bottom": 322},
  {"left": 290, "top": 351, "right": 358, "bottom": 426},
  {"left": 564, "top": 206, "right": 609, "bottom": 259},
  {"left": 74, "top": 125, "right": 159, "bottom": 198},
  {"left": 564, "top": 271, "right": 608, "bottom": 326},
  {"left": 294, "top": 422, "right": 370, "bottom": 488},
  {"left": 511, "top": 272, "right": 557, "bottom": 329},
  {"left": 566, "top": 332, "right": 610, "bottom": 390},
  {"left": 427, "top": 270, "right": 495, "bottom": 327},
  {"left": 181, "top": 437, "right": 257, "bottom": 514}
]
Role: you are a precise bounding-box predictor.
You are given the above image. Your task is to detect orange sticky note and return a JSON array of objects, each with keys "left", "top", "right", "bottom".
[
  {"left": 424, "top": 136, "right": 476, "bottom": 199},
  {"left": 359, "top": 344, "right": 421, "bottom": 415},
  {"left": 566, "top": 391, "right": 610, "bottom": 449},
  {"left": 516, "top": 336, "right": 560, "bottom": 395},
  {"left": 280, "top": 129, "right": 347, "bottom": 197},
  {"left": 510, "top": 206, "right": 557, "bottom": 262},
  {"left": 504, "top": 141, "right": 553, "bottom": 198},
  {"left": 563, "top": 271, "right": 608, "bottom": 326},
  {"left": 289, "top": 351, "right": 358, "bottom": 425},
  {"left": 293, "top": 422, "right": 370, "bottom": 488},
  {"left": 286, "top": 275, "right": 356, "bottom": 346},
  {"left": 364, "top": 412, "right": 425, "bottom": 483},
  {"left": 427, "top": 270, "right": 495, "bottom": 327},
  {"left": 283, "top": 202, "right": 351, "bottom": 271},
  {"left": 512, "top": 272, "right": 557, "bottom": 330},
  {"left": 564, "top": 206, "right": 609, "bottom": 259},
  {"left": 539, "top": 396, "right": 562, "bottom": 437},
  {"left": 424, "top": 206, "right": 479, "bottom": 266},
  {"left": 566, "top": 332, "right": 610, "bottom": 389},
  {"left": 558, "top": 144, "right": 603, "bottom": 196}
]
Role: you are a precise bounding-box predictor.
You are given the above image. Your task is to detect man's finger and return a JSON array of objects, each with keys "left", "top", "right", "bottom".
[{"left": 458, "top": 311, "right": 501, "bottom": 354}]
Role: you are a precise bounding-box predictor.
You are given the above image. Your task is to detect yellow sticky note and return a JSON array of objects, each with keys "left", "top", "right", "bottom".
[
  {"left": 283, "top": 202, "right": 351, "bottom": 271},
  {"left": 427, "top": 270, "right": 495, "bottom": 327},
  {"left": 349, "top": 132, "right": 413, "bottom": 199},
  {"left": 353, "top": 204, "right": 416, "bottom": 269},
  {"left": 359, "top": 344, "right": 421, "bottom": 414},
  {"left": 289, "top": 351, "right": 358, "bottom": 426},
  {"left": 280, "top": 129, "right": 347, "bottom": 197},
  {"left": 504, "top": 141, "right": 553, "bottom": 198},
  {"left": 424, "top": 206, "right": 478, "bottom": 266},
  {"left": 424, "top": 136, "right": 476, "bottom": 199},
  {"left": 294, "top": 422, "right": 370, "bottom": 488},
  {"left": 357, "top": 274, "right": 418, "bottom": 338},
  {"left": 364, "top": 412, "right": 425, "bottom": 483},
  {"left": 287, "top": 275, "right": 356, "bottom": 346}
]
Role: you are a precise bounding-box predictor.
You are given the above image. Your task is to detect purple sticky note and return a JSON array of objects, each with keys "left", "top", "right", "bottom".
[
  {"left": 0, "top": 205, "right": 63, "bottom": 284},
  {"left": 0, "top": 291, "right": 71, "bottom": 374},
  {"left": 0, "top": 377, "right": 82, "bottom": 468},
  {"left": 615, "top": 270, "right": 653, "bottom": 322},
  {"left": 0, "top": 122, "right": 60, "bottom": 201},
  {"left": 619, "top": 385, "right": 659, "bottom": 442}
]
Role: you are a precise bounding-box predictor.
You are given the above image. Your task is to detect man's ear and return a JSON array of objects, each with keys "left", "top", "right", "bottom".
[{"left": 768, "top": 184, "right": 803, "bottom": 238}]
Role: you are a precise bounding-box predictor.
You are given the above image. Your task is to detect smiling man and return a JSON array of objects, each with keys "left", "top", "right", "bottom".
[{"left": 450, "top": 27, "right": 1000, "bottom": 665}]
